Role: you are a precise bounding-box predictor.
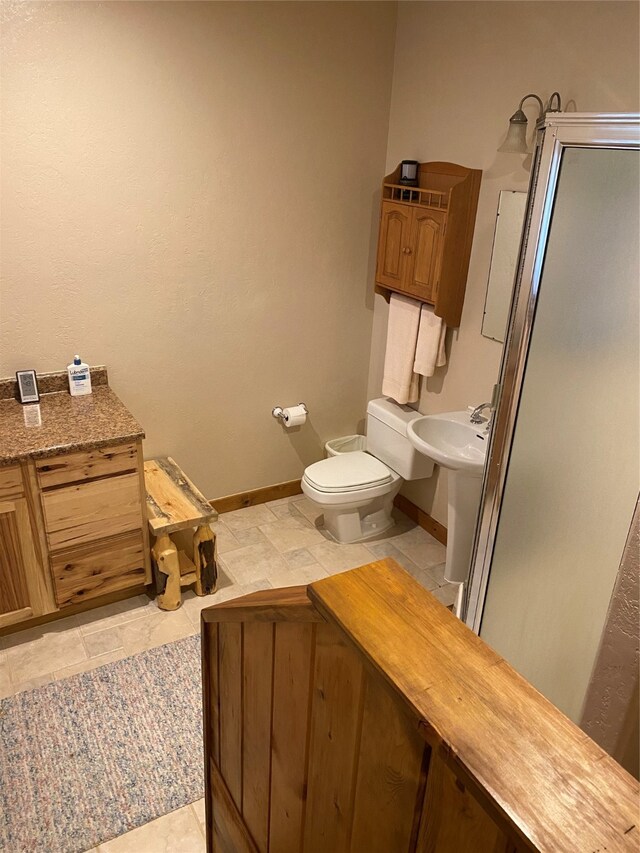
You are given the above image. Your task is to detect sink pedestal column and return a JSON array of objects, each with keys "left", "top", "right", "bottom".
[{"left": 445, "top": 471, "right": 483, "bottom": 584}]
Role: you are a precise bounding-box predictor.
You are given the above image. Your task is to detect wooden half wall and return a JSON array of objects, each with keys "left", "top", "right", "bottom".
[{"left": 201, "top": 559, "right": 639, "bottom": 853}]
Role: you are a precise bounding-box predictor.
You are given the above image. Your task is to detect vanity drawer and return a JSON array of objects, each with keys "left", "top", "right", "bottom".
[
  {"left": 42, "top": 473, "right": 143, "bottom": 551},
  {"left": 0, "top": 465, "right": 24, "bottom": 500},
  {"left": 36, "top": 442, "right": 138, "bottom": 489},
  {"left": 51, "top": 531, "right": 146, "bottom": 607}
]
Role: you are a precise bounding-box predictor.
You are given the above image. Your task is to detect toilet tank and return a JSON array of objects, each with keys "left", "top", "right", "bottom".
[{"left": 366, "top": 398, "right": 434, "bottom": 479}]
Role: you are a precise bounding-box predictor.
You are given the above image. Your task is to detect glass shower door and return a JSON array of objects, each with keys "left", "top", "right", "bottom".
[{"left": 477, "top": 145, "right": 639, "bottom": 722}]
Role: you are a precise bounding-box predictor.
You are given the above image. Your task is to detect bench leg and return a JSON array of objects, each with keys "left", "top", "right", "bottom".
[
  {"left": 193, "top": 524, "right": 218, "bottom": 596},
  {"left": 152, "top": 533, "right": 182, "bottom": 611}
]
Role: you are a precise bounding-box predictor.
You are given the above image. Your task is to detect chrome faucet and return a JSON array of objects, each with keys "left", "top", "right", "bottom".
[{"left": 470, "top": 402, "right": 492, "bottom": 425}]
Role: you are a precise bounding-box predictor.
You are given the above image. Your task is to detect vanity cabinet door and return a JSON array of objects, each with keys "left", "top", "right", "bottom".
[
  {"left": 407, "top": 208, "right": 446, "bottom": 303},
  {"left": 0, "top": 497, "right": 47, "bottom": 628},
  {"left": 376, "top": 202, "right": 413, "bottom": 291}
]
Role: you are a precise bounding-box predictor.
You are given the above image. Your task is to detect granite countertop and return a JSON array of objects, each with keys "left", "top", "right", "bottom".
[{"left": 0, "top": 385, "right": 145, "bottom": 466}]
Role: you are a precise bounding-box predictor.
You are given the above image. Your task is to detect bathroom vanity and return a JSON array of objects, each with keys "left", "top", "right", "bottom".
[{"left": 0, "top": 369, "right": 150, "bottom": 631}]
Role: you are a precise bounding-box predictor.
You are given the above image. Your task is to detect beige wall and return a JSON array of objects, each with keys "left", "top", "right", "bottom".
[
  {"left": 0, "top": 1, "right": 396, "bottom": 498},
  {"left": 3, "top": 2, "right": 638, "bottom": 509},
  {"left": 368, "top": 1, "right": 640, "bottom": 524}
]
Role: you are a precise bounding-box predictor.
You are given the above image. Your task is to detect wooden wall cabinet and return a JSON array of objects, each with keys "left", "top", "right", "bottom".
[{"left": 375, "top": 162, "right": 482, "bottom": 327}]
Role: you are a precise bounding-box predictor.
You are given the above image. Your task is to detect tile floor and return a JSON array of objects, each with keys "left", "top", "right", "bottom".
[{"left": 0, "top": 495, "right": 454, "bottom": 852}]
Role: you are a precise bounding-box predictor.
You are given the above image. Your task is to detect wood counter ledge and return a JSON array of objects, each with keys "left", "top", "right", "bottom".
[
  {"left": 0, "top": 384, "right": 144, "bottom": 465},
  {"left": 202, "top": 558, "right": 639, "bottom": 852}
]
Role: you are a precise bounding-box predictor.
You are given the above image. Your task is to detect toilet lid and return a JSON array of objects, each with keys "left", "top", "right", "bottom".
[{"left": 304, "top": 451, "right": 392, "bottom": 493}]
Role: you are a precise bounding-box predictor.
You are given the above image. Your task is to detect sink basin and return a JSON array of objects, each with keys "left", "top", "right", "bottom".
[
  {"left": 406, "top": 410, "right": 488, "bottom": 585},
  {"left": 407, "top": 411, "right": 487, "bottom": 477}
]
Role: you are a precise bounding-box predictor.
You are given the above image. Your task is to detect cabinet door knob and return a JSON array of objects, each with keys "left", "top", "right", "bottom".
[{"left": 404, "top": 247, "right": 412, "bottom": 254}]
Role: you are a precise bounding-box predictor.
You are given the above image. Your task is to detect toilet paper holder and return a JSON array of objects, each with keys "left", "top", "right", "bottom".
[{"left": 272, "top": 403, "right": 308, "bottom": 422}]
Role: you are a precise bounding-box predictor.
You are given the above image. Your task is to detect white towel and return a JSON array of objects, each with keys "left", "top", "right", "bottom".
[
  {"left": 413, "top": 304, "right": 447, "bottom": 377},
  {"left": 382, "top": 293, "right": 421, "bottom": 404}
]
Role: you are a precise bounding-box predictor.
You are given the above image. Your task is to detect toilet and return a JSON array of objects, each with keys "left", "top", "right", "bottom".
[{"left": 301, "top": 398, "right": 434, "bottom": 544}]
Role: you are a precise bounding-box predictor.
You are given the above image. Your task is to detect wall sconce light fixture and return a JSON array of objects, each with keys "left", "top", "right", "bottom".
[{"left": 499, "top": 92, "right": 562, "bottom": 154}]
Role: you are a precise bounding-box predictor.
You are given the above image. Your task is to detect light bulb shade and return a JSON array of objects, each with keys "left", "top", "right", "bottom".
[{"left": 498, "top": 110, "right": 530, "bottom": 154}]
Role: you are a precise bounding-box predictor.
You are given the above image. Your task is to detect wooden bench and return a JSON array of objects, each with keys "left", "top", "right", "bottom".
[{"left": 144, "top": 457, "right": 218, "bottom": 610}]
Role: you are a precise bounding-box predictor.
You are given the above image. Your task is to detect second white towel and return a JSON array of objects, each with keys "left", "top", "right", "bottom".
[
  {"left": 382, "top": 296, "right": 447, "bottom": 406},
  {"left": 414, "top": 304, "right": 447, "bottom": 377}
]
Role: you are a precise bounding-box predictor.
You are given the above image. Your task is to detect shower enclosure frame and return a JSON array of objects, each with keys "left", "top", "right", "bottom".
[{"left": 464, "top": 112, "right": 640, "bottom": 633}]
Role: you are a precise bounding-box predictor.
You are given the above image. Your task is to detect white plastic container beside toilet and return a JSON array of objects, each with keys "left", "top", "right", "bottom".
[
  {"left": 302, "top": 398, "right": 434, "bottom": 544},
  {"left": 325, "top": 435, "right": 366, "bottom": 457}
]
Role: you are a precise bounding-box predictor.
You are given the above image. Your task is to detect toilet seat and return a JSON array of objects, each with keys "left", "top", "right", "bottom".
[{"left": 303, "top": 451, "right": 392, "bottom": 493}]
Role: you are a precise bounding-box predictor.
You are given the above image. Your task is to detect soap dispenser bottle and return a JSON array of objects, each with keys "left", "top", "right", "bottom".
[{"left": 67, "top": 355, "right": 92, "bottom": 396}]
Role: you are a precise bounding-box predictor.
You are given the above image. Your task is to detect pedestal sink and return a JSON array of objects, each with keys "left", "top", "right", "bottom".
[{"left": 407, "top": 411, "right": 487, "bottom": 584}]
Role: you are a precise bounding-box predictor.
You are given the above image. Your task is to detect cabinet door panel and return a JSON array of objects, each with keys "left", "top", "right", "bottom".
[
  {"left": 0, "top": 500, "right": 31, "bottom": 617},
  {"left": 407, "top": 209, "right": 446, "bottom": 302},
  {"left": 0, "top": 466, "right": 24, "bottom": 501},
  {"left": 376, "top": 202, "right": 412, "bottom": 290},
  {"left": 42, "top": 473, "right": 142, "bottom": 551},
  {"left": 0, "top": 497, "right": 48, "bottom": 627}
]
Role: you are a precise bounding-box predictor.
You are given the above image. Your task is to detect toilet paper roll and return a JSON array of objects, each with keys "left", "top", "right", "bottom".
[{"left": 282, "top": 404, "right": 307, "bottom": 428}]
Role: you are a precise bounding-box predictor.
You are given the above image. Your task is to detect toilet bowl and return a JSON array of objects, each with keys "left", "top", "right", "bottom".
[
  {"left": 301, "top": 398, "right": 434, "bottom": 544},
  {"left": 302, "top": 451, "right": 403, "bottom": 542}
]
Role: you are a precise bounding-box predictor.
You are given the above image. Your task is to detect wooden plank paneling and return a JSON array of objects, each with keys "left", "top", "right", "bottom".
[
  {"left": 242, "top": 622, "right": 274, "bottom": 853},
  {"left": 201, "top": 562, "right": 639, "bottom": 853},
  {"left": 269, "top": 622, "right": 315, "bottom": 853},
  {"left": 207, "top": 622, "right": 220, "bottom": 767},
  {"left": 350, "top": 672, "right": 428, "bottom": 853},
  {"left": 302, "top": 623, "right": 364, "bottom": 853},
  {"left": 219, "top": 621, "right": 243, "bottom": 810},
  {"left": 308, "top": 560, "right": 640, "bottom": 852},
  {"left": 417, "top": 751, "right": 509, "bottom": 853},
  {"left": 50, "top": 532, "right": 146, "bottom": 606},
  {"left": 42, "top": 473, "right": 142, "bottom": 551},
  {"left": 0, "top": 465, "right": 23, "bottom": 500},
  {"left": 35, "top": 442, "right": 137, "bottom": 489},
  {"left": 203, "top": 621, "right": 219, "bottom": 853},
  {"left": 211, "top": 759, "right": 259, "bottom": 853}
]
